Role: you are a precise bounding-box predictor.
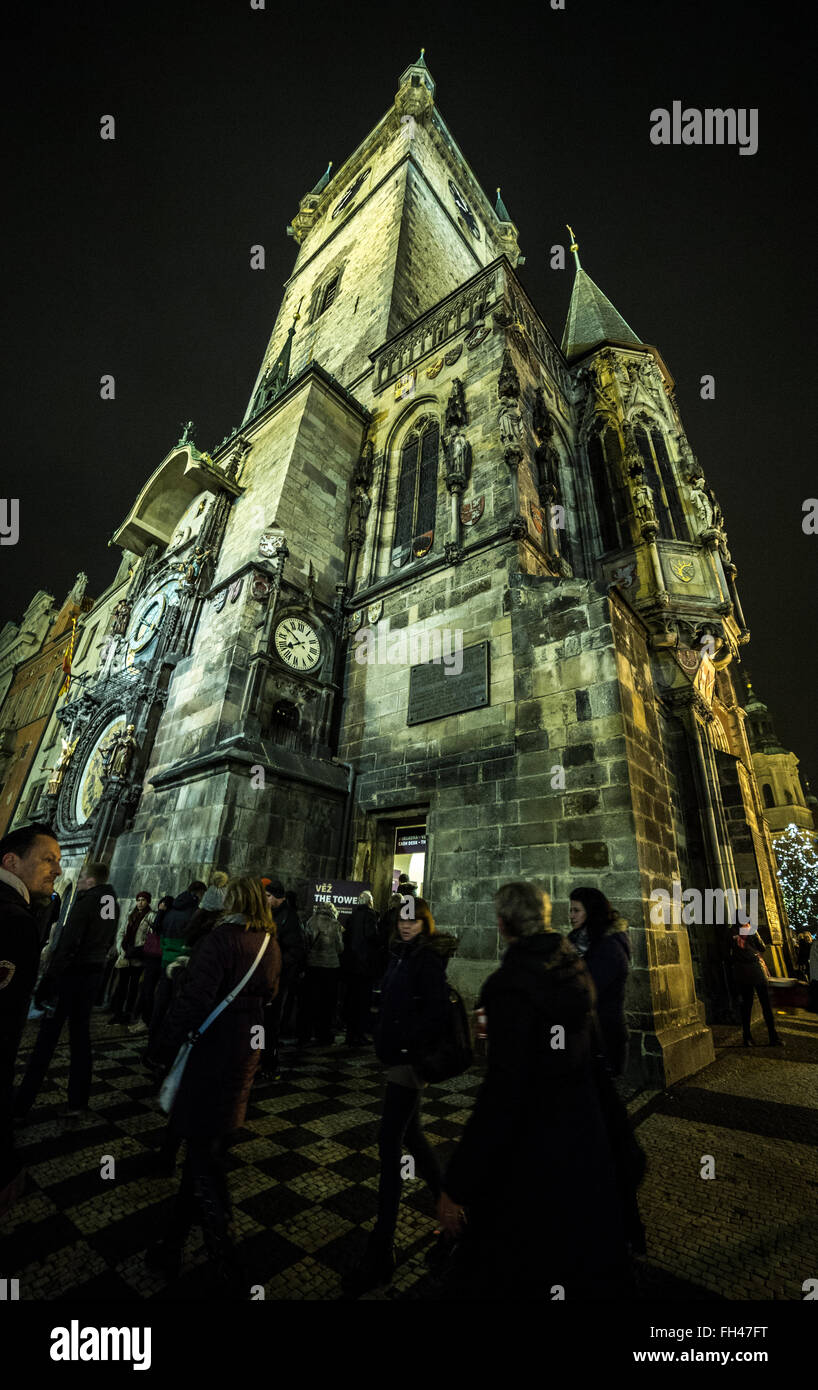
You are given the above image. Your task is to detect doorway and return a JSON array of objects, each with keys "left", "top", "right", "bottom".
[{"left": 392, "top": 823, "right": 427, "bottom": 897}]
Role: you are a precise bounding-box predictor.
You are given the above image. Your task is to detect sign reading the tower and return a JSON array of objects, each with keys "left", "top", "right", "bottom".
[{"left": 407, "top": 641, "right": 489, "bottom": 726}]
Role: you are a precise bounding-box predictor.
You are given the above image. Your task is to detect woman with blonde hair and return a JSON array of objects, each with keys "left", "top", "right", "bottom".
[{"left": 145, "top": 876, "right": 281, "bottom": 1292}]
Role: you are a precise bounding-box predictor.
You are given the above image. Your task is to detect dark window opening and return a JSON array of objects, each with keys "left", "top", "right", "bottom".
[
  {"left": 762, "top": 783, "right": 775, "bottom": 809},
  {"left": 319, "top": 273, "right": 340, "bottom": 316},
  {"left": 269, "top": 700, "right": 301, "bottom": 752},
  {"left": 587, "top": 430, "right": 620, "bottom": 553},
  {"left": 393, "top": 418, "right": 440, "bottom": 559}
]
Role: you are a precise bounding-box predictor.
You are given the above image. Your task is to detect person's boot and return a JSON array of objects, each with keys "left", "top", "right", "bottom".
[
  {"left": 766, "top": 1034, "right": 786, "bottom": 1046},
  {"left": 742, "top": 1036, "right": 755, "bottom": 1047},
  {"left": 343, "top": 1230, "right": 396, "bottom": 1297},
  {"left": 194, "top": 1175, "right": 245, "bottom": 1297}
]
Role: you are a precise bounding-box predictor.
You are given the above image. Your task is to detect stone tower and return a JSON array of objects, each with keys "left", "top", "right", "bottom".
[{"left": 22, "top": 52, "right": 789, "bottom": 1088}]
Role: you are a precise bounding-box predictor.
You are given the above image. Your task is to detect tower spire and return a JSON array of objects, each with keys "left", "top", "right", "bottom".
[
  {"left": 495, "top": 186, "right": 512, "bottom": 223},
  {"left": 561, "top": 237, "right": 642, "bottom": 359}
]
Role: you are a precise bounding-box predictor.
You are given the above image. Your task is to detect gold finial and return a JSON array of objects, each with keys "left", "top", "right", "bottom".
[
  {"left": 497, "top": 186, "right": 501, "bottom": 194},
  {"left": 566, "top": 224, "right": 581, "bottom": 268},
  {"left": 293, "top": 295, "right": 304, "bottom": 325},
  {"left": 420, "top": 47, "right": 425, "bottom": 57}
]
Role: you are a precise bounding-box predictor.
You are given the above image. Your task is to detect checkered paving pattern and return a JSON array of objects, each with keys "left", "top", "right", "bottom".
[{"left": 2, "top": 1011, "right": 817, "bottom": 1300}]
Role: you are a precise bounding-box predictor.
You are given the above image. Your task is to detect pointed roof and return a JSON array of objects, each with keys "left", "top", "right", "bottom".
[
  {"left": 561, "top": 232, "right": 643, "bottom": 359},
  {"left": 399, "top": 47, "right": 435, "bottom": 95},
  {"left": 310, "top": 161, "right": 333, "bottom": 196},
  {"left": 495, "top": 186, "right": 512, "bottom": 223}
]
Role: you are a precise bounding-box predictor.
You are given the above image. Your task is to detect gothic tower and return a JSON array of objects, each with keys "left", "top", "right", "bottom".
[{"left": 24, "top": 52, "right": 789, "bottom": 1089}]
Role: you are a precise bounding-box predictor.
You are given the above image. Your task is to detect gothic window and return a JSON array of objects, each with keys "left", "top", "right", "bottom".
[
  {"left": 269, "top": 699, "right": 300, "bottom": 751},
  {"left": 308, "top": 265, "right": 345, "bottom": 323},
  {"left": 392, "top": 417, "right": 439, "bottom": 560},
  {"left": 762, "top": 783, "right": 775, "bottom": 809},
  {"left": 587, "top": 427, "right": 621, "bottom": 553},
  {"left": 634, "top": 423, "right": 686, "bottom": 539}
]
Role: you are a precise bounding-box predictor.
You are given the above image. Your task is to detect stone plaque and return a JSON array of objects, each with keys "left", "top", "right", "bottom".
[{"left": 407, "top": 640, "right": 489, "bottom": 726}]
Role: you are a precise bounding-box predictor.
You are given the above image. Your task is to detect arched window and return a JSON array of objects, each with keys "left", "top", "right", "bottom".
[
  {"left": 762, "top": 783, "right": 775, "bottom": 809},
  {"left": 634, "top": 423, "right": 687, "bottom": 539},
  {"left": 785, "top": 789, "right": 794, "bottom": 804},
  {"left": 269, "top": 700, "right": 300, "bottom": 751},
  {"left": 392, "top": 416, "right": 439, "bottom": 565},
  {"left": 586, "top": 427, "right": 621, "bottom": 553}
]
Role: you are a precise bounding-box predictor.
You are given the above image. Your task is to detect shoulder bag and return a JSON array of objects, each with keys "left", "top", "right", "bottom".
[{"left": 159, "top": 932, "right": 271, "bottom": 1114}]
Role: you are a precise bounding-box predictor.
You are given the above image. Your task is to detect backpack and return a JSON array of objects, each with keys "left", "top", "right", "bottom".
[{"left": 414, "top": 984, "right": 474, "bottom": 1084}]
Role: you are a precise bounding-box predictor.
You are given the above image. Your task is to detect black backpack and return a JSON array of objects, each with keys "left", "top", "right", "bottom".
[{"left": 414, "top": 984, "right": 474, "bottom": 1083}]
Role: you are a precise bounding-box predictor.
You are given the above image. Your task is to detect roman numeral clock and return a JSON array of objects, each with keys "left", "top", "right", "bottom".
[{"left": 273, "top": 615, "right": 321, "bottom": 673}]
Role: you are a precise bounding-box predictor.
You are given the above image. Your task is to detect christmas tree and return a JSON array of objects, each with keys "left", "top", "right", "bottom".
[{"left": 773, "top": 823, "right": 818, "bottom": 932}]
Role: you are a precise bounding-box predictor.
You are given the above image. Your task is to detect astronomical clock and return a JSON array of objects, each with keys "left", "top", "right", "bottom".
[{"left": 74, "top": 716, "right": 127, "bottom": 826}]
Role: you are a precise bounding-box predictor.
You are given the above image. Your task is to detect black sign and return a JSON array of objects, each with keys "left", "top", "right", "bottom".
[
  {"left": 396, "top": 830, "right": 427, "bottom": 853},
  {"left": 407, "top": 641, "right": 489, "bottom": 726},
  {"left": 310, "top": 880, "right": 371, "bottom": 921}
]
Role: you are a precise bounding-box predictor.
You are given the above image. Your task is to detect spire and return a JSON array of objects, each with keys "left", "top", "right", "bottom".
[
  {"left": 561, "top": 237, "right": 642, "bottom": 359},
  {"left": 310, "top": 161, "right": 333, "bottom": 196},
  {"left": 398, "top": 47, "right": 435, "bottom": 98},
  {"left": 566, "top": 223, "right": 581, "bottom": 269},
  {"left": 495, "top": 186, "right": 512, "bottom": 223}
]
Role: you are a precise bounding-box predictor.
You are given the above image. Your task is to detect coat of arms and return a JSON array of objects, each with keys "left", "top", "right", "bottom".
[
  {"left": 212, "top": 588, "right": 228, "bottom": 612},
  {"left": 425, "top": 359, "right": 444, "bottom": 379},
  {"left": 529, "top": 502, "right": 544, "bottom": 534},
  {"left": 460, "top": 496, "right": 485, "bottom": 527},
  {"left": 466, "top": 324, "right": 490, "bottom": 349},
  {"left": 609, "top": 561, "right": 637, "bottom": 590},
  {"left": 412, "top": 530, "right": 434, "bottom": 557},
  {"left": 258, "top": 529, "right": 285, "bottom": 558},
  {"left": 444, "top": 344, "right": 463, "bottom": 366},
  {"left": 251, "top": 573, "right": 272, "bottom": 600},
  {"left": 395, "top": 371, "right": 416, "bottom": 401},
  {"left": 677, "top": 648, "right": 699, "bottom": 672},
  {"left": 347, "top": 611, "right": 363, "bottom": 634},
  {"left": 391, "top": 544, "right": 410, "bottom": 569},
  {"left": 669, "top": 558, "right": 696, "bottom": 583},
  {"left": 367, "top": 600, "right": 383, "bottom": 625},
  {"left": 228, "top": 578, "right": 244, "bottom": 604}
]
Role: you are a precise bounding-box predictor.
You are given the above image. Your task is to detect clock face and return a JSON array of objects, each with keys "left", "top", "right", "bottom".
[
  {"left": 448, "top": 179, "right": 481, "bottom": 239},
  {"left": 332, "top": 168, "right": 371, "bottom": 220},
  {"left": 75, "top": 716, "right": 125, "bottom": 825},
  {"left": 274, "top": 616, "right": 321, "bottom": 672},
  {"left": 126, "top": 585, "right": 177, "bottom": 666}
]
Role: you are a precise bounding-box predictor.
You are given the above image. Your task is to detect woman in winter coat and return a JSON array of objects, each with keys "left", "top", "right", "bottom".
[
  {"left": 298, "top": 901, "right": 344, "bottom": 1046},
  {"left": 729, "top": 928, "right": 783, "bottom": 1045},
  {"left": 109, "top": 892, "right": 153, "bottom": 1025},
  {"left": 568, "top": 886, "right": 631, "bottom": 1076},
  {"left": 130, "top": 893, "right": 173, "bottom": 1034},
  {"left": 145, "top": 876, "right": 281, "bottom": 1290},
  {"left": 437, "top": 881, "right": 633, "bottom": 1300},
  {"left": 345, "top": 896, "right": 456, "bottom": 1296}
]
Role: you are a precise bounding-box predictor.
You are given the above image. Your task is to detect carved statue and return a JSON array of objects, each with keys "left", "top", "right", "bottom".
[
  {"left": 633, "top": 481, "right": 657, "bottom": 528},
  {"left": 706, "top": 485, "right": 724, "bottom": 530},
  {"left": 689, "top": 482, "right": 714, "bottom": 532},
  {"left": 47, "top": 736, "right": 77, "bottom": 796},
  {"left": 532, "top": 386, "right": 554, "bottom": 440},
  {"left": 347, "top": 486, "right": 372, "bottom": 539},
  {"left": 353, "top": 438, "right": 375, "bottom": 490},
  {"left": 70, "top": 571, "right": 90, "bottom": 605},
  {"left": 498, "top": 348, "right": 521, "bottom": 401},
  {"left": 104, "top": 724, "right": 139, "bottom": 778},
  {"left": 177, "top": 546, "right": 211, "bottom": 588},
  {"left": 535, "top": 442, "right": 560, "bottom": 504},
  {"left": 498, "top": 401, "right": 523, "bottom": 445},
  {"left": 444, "top": 378, "right": 467, "bottom": 430},
  {"left": 109, "top": 599, "right": 132, "bottom": 637},
  {"left": 444, "top": 430, "right": 471, "bottom": 486}
]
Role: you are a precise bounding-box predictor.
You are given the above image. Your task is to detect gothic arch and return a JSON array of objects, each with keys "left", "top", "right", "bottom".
[
  {"left": 584, "top": 417, "right": 625, "bottom": 555},
  {"left": 630, "top": 412, "right": 688, "bottom": 541},
  {"left": 374, "top": 398, "right": 442, "bottom": 580}
]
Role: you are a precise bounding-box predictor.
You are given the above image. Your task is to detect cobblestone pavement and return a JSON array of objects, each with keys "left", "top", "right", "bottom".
[{"left": 2, "top": 1007, "right": 816, "bottom": 1300}]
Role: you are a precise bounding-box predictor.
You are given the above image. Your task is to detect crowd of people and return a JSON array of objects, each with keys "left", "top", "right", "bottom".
[{"left": 2, "top": 818, "right": 816, "bottom": 1299}]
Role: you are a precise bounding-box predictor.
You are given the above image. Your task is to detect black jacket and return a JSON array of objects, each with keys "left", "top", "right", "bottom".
[
  {"left": 0, "top": 879, "right": 41, "bottom": 1090},
  {"left": 341, "top": 905, "right": 379, "bottom": 978},
  {"left": 274, "top": 900, "right": 306, "bottom": 976},
  {"left": 374, "top": 933, "right": 455, "bottom": 1066},
  {"left": 730, "top": 932, "right": 769, "bottom": 987},
  {"left": 442, "top": 931, "right": 628, "bottom": 1291},
  {"left": 570, "top": 918, "right": 631, "bottom": 1075},
  {"left": 42, "top": 882, "right": 119, "bottom": 985}
]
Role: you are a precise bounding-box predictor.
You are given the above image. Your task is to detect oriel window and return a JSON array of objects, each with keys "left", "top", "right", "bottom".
[
  {"left": 392, "top": 417, "right": 439, "bottom": 561},
  {"left": 634, "top": 423, "right": 687, "bottom": 540}
]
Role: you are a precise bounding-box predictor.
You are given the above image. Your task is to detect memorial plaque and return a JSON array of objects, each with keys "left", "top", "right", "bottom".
[{"left": 407, "top": 640, "right": 489, "bottom": 726}]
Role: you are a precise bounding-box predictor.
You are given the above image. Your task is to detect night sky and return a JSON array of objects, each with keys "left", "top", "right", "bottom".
[{"left": 4, "top": 0, "right": 815, "bottom": 780}]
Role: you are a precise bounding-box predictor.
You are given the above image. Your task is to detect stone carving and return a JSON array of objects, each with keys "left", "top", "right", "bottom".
[
  {"left": 689, "top": 480, "right": 714, "bottom": 532},
  {"left": 443, "top": 429, "right": 471, "bottom": 489},
  {"left": 352, "top": 438, "right": 374, "bottom": 490},
  {"left": 465, "top": 323, "right": 490, "bottom": 349},
  {"left": 499, "top": 401, "right": 523, "bottom": 445},
  {"left": 444, "top": 377, "right": 467, "bottom": 429},
  {"left": 347, "top": 486, "right": 372, "bottom": 540},
  {"left": 498, "top": 347, "right": 521, "bottom": 401},
  {"left": 69, "top": 572, "right": 90, "bottom": 605},
  {"left": 367, "top": 600, "right": 383, "bottom": 625},
  {"left": 633, "top": 480, "right": 657, "bottom": 528},
  {"left": 251, "top": 573, "right": 272, "bottom": 601},
  {"left": 103, "top": 724, "right": 139, "bottom": 778},
  {"left": 170, "top": 525, "right": 191, "bottom": 549},
  {"left": 443, "top": 345, "right": 462, "bottom": 367},
  {"left": 109, "top": 599, "right": 132, "bottom": 637},
  {"left": 535, "top": 441, "right": 560, "bottom": 505},
  {"left": 259, "top": 529, "right": 288, "bottom": 559},
  {"left": 47, "top": 736, "right": 77, "bottom": 796},
  {"left": 460, "top": 496, "right": 485, "bottom": 527},
  {"left": 532, "top": 386, "right": 553, "bottom": 440},
  {"left": 177, "top": 545, "right": 210, "bottom": 590}
]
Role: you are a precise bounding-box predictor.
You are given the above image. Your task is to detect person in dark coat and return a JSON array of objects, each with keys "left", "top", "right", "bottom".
[
  {"left": 14, "top": 861, "right": 119, "bottom": 1120},
  {"left": 108, "top": 891, "right": 152, "bottom": 1025},
  {"left": 145, "top": 876, "right": 281, "bottom": 1289},
  {"left": 0, "top": 823, "right": 62, "bottom": 1213},
  {"left": 373, "top": 892, "right": 404, "bottom": 982},
  {"left": 129, "top": 893, "right": 173, "bottom": 1034},
  {"left": 341, "top": 890, "right": 378, "bottom": 1045},
  {"left": 568, "top": 886, "right": 631, "bottom": 1076},
  {"left": 145, "top": 881, "right": 205, "bottom": 1060},
  {"left": 260, "top": 876, "right": 305, "bottom": 1078},
  {"left": 436, "top": 881, "right": 632, "bottom": 1301},
  {"left": 298, "top": 901, "right": 343, "bottom": 1046},
  {"left": 345, "top": 896, "right": 456, "bottom": 1296},
  {"left": 730, "top": 928, "right": 783, "bottom": 1046}
]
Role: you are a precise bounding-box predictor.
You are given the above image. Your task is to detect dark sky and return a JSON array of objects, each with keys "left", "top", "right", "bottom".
[{"left": 4, "top": 0, "right": 816, "bottom": 779}]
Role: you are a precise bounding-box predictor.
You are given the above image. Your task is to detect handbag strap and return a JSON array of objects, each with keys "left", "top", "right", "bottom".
[{"left": 191, "top": 932, "right": 271, "bottom": 1040}]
